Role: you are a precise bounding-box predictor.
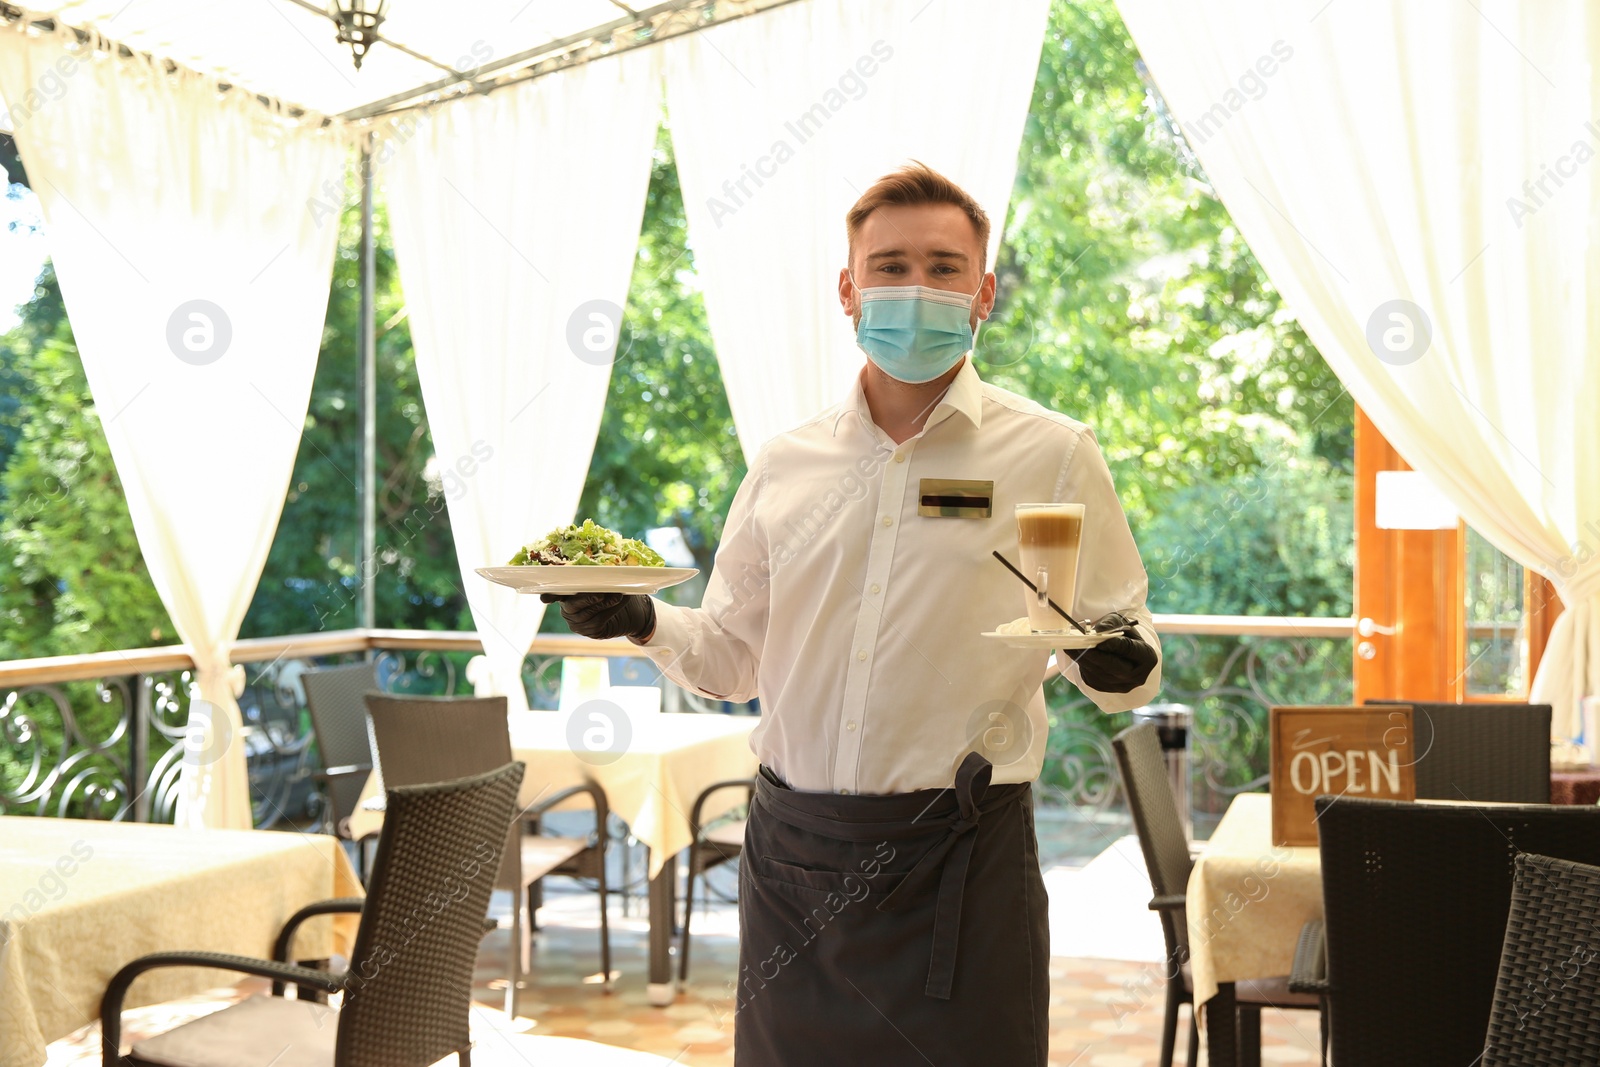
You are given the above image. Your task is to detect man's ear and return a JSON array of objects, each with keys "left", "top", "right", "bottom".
[
  {"left": 838, "top": 266, "right": 858, "bottom": 316},
  {"left": 978, "top": 271, "right": 997, "bottom": 319}
]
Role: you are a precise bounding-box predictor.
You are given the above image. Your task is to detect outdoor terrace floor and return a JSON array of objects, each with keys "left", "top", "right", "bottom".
[{"left": 45, "top": 836, "right": 1321, "bottom": 1066}]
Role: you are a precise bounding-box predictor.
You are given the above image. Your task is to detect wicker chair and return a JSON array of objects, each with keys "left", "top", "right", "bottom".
[
  {"left": 101, "top": 761, "right": 526, "bottom": 1067},
  {"left": 677, "top": 777, "right": 753, "bottom": 984},
  {"left": 1482, "top": 852, "right": 1600, "bottom": 1065},
  {"left": 303, "top": 662, "right": 383, "bottom": 877},
  {"left": 1310, "top": 795, "right": 1600, "bottom": 1066},
  {"left": 1111, "top": 724, "right": 1323, "bottom": 1067},
  {"left": 1364, "top": 700, "right": 1552, "bottom": 802},
  {"left": 364, "top": 694, "right": 611, "bottom": 1016}
]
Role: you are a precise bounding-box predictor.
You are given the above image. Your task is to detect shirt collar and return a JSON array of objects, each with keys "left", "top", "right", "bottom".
[{"left": 830, "top": 358, "right": 985, "bottom": 438}]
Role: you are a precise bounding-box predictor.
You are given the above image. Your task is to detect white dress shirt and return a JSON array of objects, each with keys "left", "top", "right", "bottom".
[{"left": 636, "top": 358, "right": 1162, "bottom": 794}]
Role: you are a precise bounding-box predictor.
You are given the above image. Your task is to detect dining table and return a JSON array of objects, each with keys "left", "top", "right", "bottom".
[
  {"left": 1550, "top": 766, "right": 1600, "bottom": 805},
  {"left": 1189, "top": 791, "right": 1537, "bottom": 1062},
  {"left": 1185, "top": 792, "right": 1323, "bottom": 1066},
  {"left": 348, "top": 709, "right": 760, "bottom": 1005},
  {"left": 0, "top": 815, "right": 362, "bottom": 1067}
]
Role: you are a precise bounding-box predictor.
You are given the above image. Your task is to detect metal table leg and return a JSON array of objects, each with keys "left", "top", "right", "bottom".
[
  {"left": 1206, "top": 981, "right": 1239, "bottom": 1066},
  {"left": 647, "top": 850, "right": 677, "bottom": 1006}
]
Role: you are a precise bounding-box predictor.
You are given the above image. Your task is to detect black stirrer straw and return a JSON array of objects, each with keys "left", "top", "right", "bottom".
[{"left": 991, "top": 550, "right": 1091, "bottom": 634}]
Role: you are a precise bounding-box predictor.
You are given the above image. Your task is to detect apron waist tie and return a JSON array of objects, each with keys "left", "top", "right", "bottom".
[{"left": 878, "top": 752, "right": 994, "bottom": 999}]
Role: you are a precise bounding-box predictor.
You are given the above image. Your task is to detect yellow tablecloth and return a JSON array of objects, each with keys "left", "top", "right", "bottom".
[
  {"left": 350, "top": 712, "right": 759, "bottom": 878},
  {"left": 0, "top": 816, "right": 362, "bottom": 1067},
  {"left": 1185, "top": 793, "right": 1321, "bottom": 1010}
]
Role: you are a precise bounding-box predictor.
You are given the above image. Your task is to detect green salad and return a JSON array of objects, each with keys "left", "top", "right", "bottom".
[{"left": 507, "top": 519, "right": 665, "bottom": 567}]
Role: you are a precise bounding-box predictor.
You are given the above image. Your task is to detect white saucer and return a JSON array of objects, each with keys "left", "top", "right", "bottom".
[{"left": 980, "top": 627, "right": 1117, "bottom": 650}]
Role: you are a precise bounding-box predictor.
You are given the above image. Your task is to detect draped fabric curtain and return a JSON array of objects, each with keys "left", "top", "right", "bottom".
[
  {"left": 1117, "top": 0, "right": 1600, "bottom": 737},
  {"left": 379, "top": 49, "right": 663, "bottom": 711},
  {"left": 662, "top": 0, "right": 1052, "bottom": 463},
  {"left": 0, "top": 22, "right": 346, "bottom": 827}
]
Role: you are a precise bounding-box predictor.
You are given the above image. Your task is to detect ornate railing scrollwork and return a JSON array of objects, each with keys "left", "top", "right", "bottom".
[
  {"left": 1039, "top": 632, "right": 1353, "bottom": 831},
  {"left": 1037, "top": 715, "right": 1122, "bottom": 815},
  {"left": 373, "top": 648, "right": 461, "bottom": 697},
  {"left": 0, "top": 679, "right": 134, "bottom": 819},
  {"left": 523, "top": 654, "right": 564, "bottom": 709}
]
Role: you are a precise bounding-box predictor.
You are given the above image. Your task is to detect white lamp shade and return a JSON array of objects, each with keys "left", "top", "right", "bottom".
[{"left": 1375, "top": 469, "right": 1460, "bottom": 530}]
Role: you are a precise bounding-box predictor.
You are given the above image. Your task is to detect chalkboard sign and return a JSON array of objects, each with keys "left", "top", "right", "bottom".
[{"left": 1270, "top": 704, "right": 1416, "bottom": 847}]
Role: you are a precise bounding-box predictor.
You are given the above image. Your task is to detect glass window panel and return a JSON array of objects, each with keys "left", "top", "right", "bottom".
[{"left": 1464, "top": 527, "right": 1526, "bottom": 697}]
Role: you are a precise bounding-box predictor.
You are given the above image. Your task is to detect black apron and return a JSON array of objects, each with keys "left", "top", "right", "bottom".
[{"left": 734, "top": 752, "right": 1049, "bottom": 1066}]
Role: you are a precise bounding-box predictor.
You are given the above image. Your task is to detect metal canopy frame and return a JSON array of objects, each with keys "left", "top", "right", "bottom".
[
  {"left": 0, "top": 0, "right": 808, "bottom": 125},
  {"left": 343, "top": 0, "right": 809, "bottom": 122}
]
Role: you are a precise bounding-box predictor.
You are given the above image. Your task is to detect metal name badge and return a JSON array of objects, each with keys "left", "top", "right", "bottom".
[{"left": 917, "top": 478, "right": 994, "bottom": 518}]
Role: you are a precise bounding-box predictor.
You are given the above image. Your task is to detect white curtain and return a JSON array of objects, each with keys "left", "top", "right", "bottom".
[
  {"left": 379, "top": 49, "right": 662, "bottom": 711},
  {"left": 0, "top": 22, "right": 346, "bottom": 826},
  {"left": 663, "top": 0, "right": 1052, "bottom": 463},
  {"left": 1117, "top": 0, "right": 1600, "bottom": 737}
]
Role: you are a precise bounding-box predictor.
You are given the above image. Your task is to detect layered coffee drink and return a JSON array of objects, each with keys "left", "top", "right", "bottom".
[{"left": 1016, "top": 503, "right": 1085, "bottom": 632}]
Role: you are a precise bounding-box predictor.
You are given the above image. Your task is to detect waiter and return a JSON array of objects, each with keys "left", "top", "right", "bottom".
[{"left": 546, "top": 162, "right": 1161, "bottom": 1065}]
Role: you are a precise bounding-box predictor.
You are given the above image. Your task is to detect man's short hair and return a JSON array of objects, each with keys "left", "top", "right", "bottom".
[{"left": 845, "top": 161, "right": 992, "bottom": 272}]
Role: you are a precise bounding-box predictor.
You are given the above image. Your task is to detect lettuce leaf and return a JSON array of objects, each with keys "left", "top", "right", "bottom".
[{"left": 507, "top": 519, "right": 666, "bottom": 567}]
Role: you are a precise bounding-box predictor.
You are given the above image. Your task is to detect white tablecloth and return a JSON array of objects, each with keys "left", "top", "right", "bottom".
[
  {"left": 1184, "top": 793, "right": 1321, "bottom": 1010},
  {"left": 0, "top": 816, "right": 362, "bottom": 1067},
  {"left": 351, "top": 712, "right": 759, "bottom": 878}
]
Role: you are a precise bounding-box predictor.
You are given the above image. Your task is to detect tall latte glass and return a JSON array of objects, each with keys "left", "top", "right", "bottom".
[{"left": 1015, "top": 503, "right": 1085, "bottom": 633}]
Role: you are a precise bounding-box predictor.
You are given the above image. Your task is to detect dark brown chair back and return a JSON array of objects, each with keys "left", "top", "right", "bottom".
[
  {"left": 337, "top": 761, "right": 524, "bottom": 1066},
  {"left": 364, "top": 693, "right": 515, "bottom": 785},
  {"left": 364, "top": 693, "right": 520, "bottom": 891},
  {"left": 302, "top": 661, "right": 381, "bottom": 831},
  {"left": 1483, "top": 852, "right": 1600, "bottom": 1065},
  {"left": 1112, "top": 723, "right": 1194, "bottom": 959},
  {"left": 1365, "top": 700, "right": 1551, "bottom": 802},
  {"left": 1317, "top": 796, "right": 1600, "bottom": 1066}
]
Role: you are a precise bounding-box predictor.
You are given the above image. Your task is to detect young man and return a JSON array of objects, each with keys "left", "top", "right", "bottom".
[{"left": 547, "top": 162, "right": 1160, "bottom": 1065}]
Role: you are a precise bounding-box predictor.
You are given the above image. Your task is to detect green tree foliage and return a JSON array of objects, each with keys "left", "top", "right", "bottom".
[
  {"left": 0, "top": 262, "right": 174, "bottom": 658},
  {"left": 241, "top": 175, "right": 471, "bottom": 638},
  {"left": 986, "top": 0, "right": 1352, "bottom": 615},
  {"left": 575, "top": 125, "right": 744, "bottom": 581},
  {"left": 0, "top": 188, "right": 49, "bottom": 473},
  {"left": 1140, "top": 433, "right": 1353, "bottom": 616}
]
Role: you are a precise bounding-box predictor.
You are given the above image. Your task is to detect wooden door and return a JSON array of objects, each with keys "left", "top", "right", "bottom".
[
  {"left": 1354, "top": 407, "right": 1561, "bottom": 703},
  {"left": 1353, "top": 408, "right": 1461, "bottom": 703}
]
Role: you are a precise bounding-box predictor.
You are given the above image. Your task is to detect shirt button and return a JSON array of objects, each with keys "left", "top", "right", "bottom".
[
  {"left": 881, "top": 516, "right": 893, "bottom": 527},
  {"left": 870, "top": 583, "right": 881, "bottom": 594},
  {"left": 894, "top": 452, "right": 906, "bottom": 463},
  {"left": 857, "top": 649, "right": 867, "bottom": 661},
  {"left": 846, "top": 721, "right": 858, "bottom": 731},
  {"left": 839, "top": 788, "right": 851, "bottom": 795}
]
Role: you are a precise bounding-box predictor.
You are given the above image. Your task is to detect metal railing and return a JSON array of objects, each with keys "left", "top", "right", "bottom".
[
  {"left": 0, "top": 617, "right": 1354, "bottom": 832},
  {"left": 1036, "top": 617, "right": 1353, "bottom": 841},
  {"left": 0, "top": 629, "right": 747, "bottom": 827}
]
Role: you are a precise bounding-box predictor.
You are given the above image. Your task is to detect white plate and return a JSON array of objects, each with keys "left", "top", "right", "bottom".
[
  {"left": 476, "top": 565, "right": 699, "bottom": 595},
  {"left": 980, "top": 628, "right": 1118, "bottom": 650}
]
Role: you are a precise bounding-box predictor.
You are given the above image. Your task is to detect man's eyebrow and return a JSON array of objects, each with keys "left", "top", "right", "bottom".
[{"left": 865, "top": 248, "right": 971, "bottom": 263}]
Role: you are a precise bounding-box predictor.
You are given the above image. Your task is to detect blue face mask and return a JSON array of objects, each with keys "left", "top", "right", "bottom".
[{"left": 850, "top": 273, "right": 981, "bottom": 384}]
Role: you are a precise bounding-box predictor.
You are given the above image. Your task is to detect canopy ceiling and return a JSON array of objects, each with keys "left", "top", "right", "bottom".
[{"left": 6, "top": 0, "right": 789, "bottom": 121}]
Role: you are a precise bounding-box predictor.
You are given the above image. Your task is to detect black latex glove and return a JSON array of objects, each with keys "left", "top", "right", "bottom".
[
  {"left": 539, "top": 592, "right": 655, "bottom": 641},
  {"left": 1066, "top": 618, "right": 1157, "bottom": 694}
]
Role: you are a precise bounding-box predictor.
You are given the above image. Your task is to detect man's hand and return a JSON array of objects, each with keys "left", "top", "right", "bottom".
[
  {"left": 539, "top": 592, "right": 655, "bottom": 642},
  {"left": 1066, "top": 628, "right": 1157, "bottom": 694}
]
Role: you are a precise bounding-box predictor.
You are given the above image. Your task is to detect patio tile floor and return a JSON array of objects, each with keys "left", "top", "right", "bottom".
[
  {"left": 48, "top": 841, "right": 1323, "bottom": 1065},
  {"left": 47, "top": 929, "right": 1320, "bottom": 1066}
]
